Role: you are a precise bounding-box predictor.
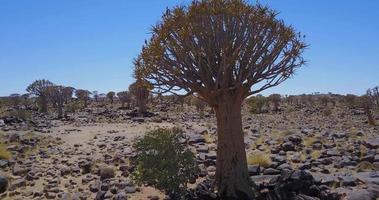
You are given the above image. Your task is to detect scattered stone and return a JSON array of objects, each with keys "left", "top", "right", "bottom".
[
  {"left": 0, "top": 175, "right": 8, "bottom": 193},
  {"left": 99, "top": 167, "right": 115, "bottom": 181}
]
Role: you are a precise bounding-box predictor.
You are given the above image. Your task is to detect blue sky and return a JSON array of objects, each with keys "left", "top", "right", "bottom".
[{"left": 0, "top": 0, "right": 378, "bottom": 96}]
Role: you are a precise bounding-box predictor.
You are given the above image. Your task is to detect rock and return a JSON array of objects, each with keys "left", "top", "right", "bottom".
[
  {"left": 188, "top": 135, "right": 205, "bottom": 144},
  {"left": 363, "top": 138, "right": 379, "bottom": 149},
  {"left": 9, "top": 133, "right": 20, "bottom": 143},
  {"left": 356, "top": 171, "right": 379, "bottom": 184},
  {"left": 0, "top": 175, "right": 8, "bottom": 193},
  {"left": 115, "top": 192, "right": 127, "bottom": 200},
  {"left": 89, "top": 181, "right": 100, "bottom": 193},
  {"left": 248, "top": 165, "right": 261, "bottom": 176},
  {"left": 95, "top": 191, "right": 106, "bottom": 200},
  {"left": 0, "top": 119, "right": 5, "bottom": 127},
  {"left": 99, "top": 167, "right": 115, "bottom": 181},
  {"left": 336, "top": 184, "right": 379, "bottom": 200},
  {"left": 12, "top": 165, "right": 29, "bottom": 176},
  {"left": 281, "top": 142, "right": 295, "bottom": 151},
  {"left": 326, "top": 149, "right": 340, "bottom": 157},
  {"left": 60, "top": 166, "right": 71, "bottom": 176},
  {"left": 287, "top": 134, "right": 302, "bottom": 145},
  {"left": 80, "top": 161, "right": 92, "bottom": 174},
  {"left": 45, "top": 192, "right": 56, "bottom": 199},
  {"left": 125, "top": 186, "right": 136, "bottom": 193},
  {"left": 0, "top": 160, "right": 8, "bottom": 168},
  {"left": 196, "top": 145, "right": 209, "bottom": 153},
  {"left": 132, "top": 117, "right": 145, "bottom": 123},
  {"left": 9, "top": 178, "right": 26, "bottom": 190},
  {"left": 206, "top": 166, "right": 216, "bottom": 173},
  {"left": 263, "top": 168, "right": 281, "bottom": 175},
  {"left": 250, "top": 175, "right": 280, "bottom": 186},
  {"left": 340, "top": 175, "right": 357, "bottom": 186},
  {"left": 255, "top": 170, "right": 326, "bottom": 200}
]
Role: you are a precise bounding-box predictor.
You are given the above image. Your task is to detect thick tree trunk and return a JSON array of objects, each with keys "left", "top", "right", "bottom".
[
  {"left": 214, "top": 97, "right": 255, "bottom": 200},
  {"left": 57, "top": 103, "right": 63, "bottom": 119},
  {"left": 138, "top": 99, "right": 147, "bottom": 113},
  {"left": 40, "top": 96, "right": 48, "bottom": 113}
]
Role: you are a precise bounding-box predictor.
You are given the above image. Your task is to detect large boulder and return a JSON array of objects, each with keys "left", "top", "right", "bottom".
[{"left": 256, "top": 169, "right": 340, "bottom": 200}]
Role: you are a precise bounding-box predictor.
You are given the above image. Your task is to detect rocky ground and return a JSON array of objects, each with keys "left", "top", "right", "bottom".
[{"left": 0, "top": 102, "right": 378, "bottom": 200}]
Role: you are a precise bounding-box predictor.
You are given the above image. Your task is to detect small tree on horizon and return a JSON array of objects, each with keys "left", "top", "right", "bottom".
[
  {"left": 62, "top": 87, "right": 75, "bottom": 104},
  {"left": 134, "top": 0, "right": 306, "bottom": 199},
  {"left": 26, "top": 79, "right": 54, "bottom": 113},
  {"left": 117, "top": 91, "right": 131, "bottom": 108},
  {"left": 268, "top": 94, "right": 281, "bottom": 112},
  {"left": 75, "top": 89, "right": 91, "bottom": 108},
  {"left": 360, "top": 92, "right": 376, "bottom": 126},
  {"left": 92, "top": 91, "right": 99, "bottom": 103},
  {"left": 46, "top": 85, "right": 66, "bottom": 118},
  {"left": 106, "top": 91, "right": 116, "bottom": 104}
]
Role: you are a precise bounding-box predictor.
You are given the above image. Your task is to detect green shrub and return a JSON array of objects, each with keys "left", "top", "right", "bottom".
[
  {"left": 133, "top": 128, "right": 198, "bottom": 198},
  {"left": 65, "top": 101, "right": 83, "bottom": 113},
  {"left": 8, "top": 109, "right": 32, "bottom": 120},
  {"left": 248, "top": 95, "right": 266, "bottom": 114}
]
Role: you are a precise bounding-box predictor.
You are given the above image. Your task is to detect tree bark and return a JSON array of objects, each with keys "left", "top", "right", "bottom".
[
  {"left": 138, "top": 99, "right": 147, "bottom": 113},
  {"left": 57, "top": 102, "right": 63, "bottom": 119},
  {"left": 214, "top": 96, "right": 255, "bottom": 200},
  {"left": 40, "top": 96, "right": 48, "bottom": 113}
]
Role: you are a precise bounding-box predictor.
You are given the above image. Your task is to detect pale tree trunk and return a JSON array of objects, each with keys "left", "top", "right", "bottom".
[
  {"left": 214, "top": 95, "right": 255, "bottom": 200},
  {"left": 138, "top": 99, "right": 147, "bottom": 113},
  {"left": 57, "top": 104, "right": 63, "bottom": 119},
  {"left": 40, "top": 96, "right": 48, "bottom": 113}
]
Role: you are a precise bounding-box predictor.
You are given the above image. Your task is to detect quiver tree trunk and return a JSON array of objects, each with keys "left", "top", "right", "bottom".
[
  {"left": 137, "top": 98, "right": 147, "bottom": 113},
  {"left": 57, "top": 102, "right": 63, "bottom": 119},
  {"left": 214, "top": 95, "right": 255, "bottom": 200},
  {"left": 40, "top": 96, "right": 48, "bottom": 113}
]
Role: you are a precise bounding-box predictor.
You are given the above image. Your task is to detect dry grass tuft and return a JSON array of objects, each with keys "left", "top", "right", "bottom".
[
  {"left": 0, "top": 143, "right": 12, "bottom": 160},
  {"left": 310, "top": 150, "right": 321, "bottom": 160},
  {"left": 247, "top": 151, "right": 272, "bottom": 167},
  {"left": 303, "top": 136, "right": 317, "bottom": 147},
  {"left": 203, "top": 133, "right": 215, "bottom": 144}
]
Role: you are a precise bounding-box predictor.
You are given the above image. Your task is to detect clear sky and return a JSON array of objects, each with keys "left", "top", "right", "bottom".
[{"left": 0, "top": 0, "right": 378, "bottom": 96}]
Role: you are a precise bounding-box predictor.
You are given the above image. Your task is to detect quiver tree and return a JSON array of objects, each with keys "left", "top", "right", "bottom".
[
  {"left": 367, "top": 86, "right": 379, "bottom": 109},
  {"left": 268, "top": 94, "right": 281, "bottom": 112},
  {"left": 359, "top": 93, "right": 376, "bottom": 126},
  {"left": 92, "top": 91, "right": 99, "bottom": 103},
  {"left": 129, "top": 80, "right": 152, "bottom": 113},
  {"left": 319, "top": 96, "right": 330, "bottom": 107},
  {"left": 117, "top": 91, "right": 131, "bottom": 108},
  {"left": 248, "top": 95, "right": 266, "bottom": 114},
  {"left": 46, "top": 86, "right": 66, "bottom": 118},
  {"left": 62, "top": 87, "right": 75, "bottom": 104},
  {"left": 106, "top": 91, "right": 116, "bottom": 104},
  {"left": 75, "top": 89, "right": 91, "bottom": 108},
  {"left": 134, "top": 0, "right": 306, "bottom": 199},
  {"left": 26, "top": 79, "right": 54, "bottom": 113}
]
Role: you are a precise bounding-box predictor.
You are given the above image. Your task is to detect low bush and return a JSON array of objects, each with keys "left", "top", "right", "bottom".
[
  {"left": 133, "top": 128, "right": 198, "bottom": 198},
  {"left": 247, "top": 151, "right": 272, "bottom": 168},
  {"left": 65, "top": 101, "right": 83, "bottom": 113}
]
